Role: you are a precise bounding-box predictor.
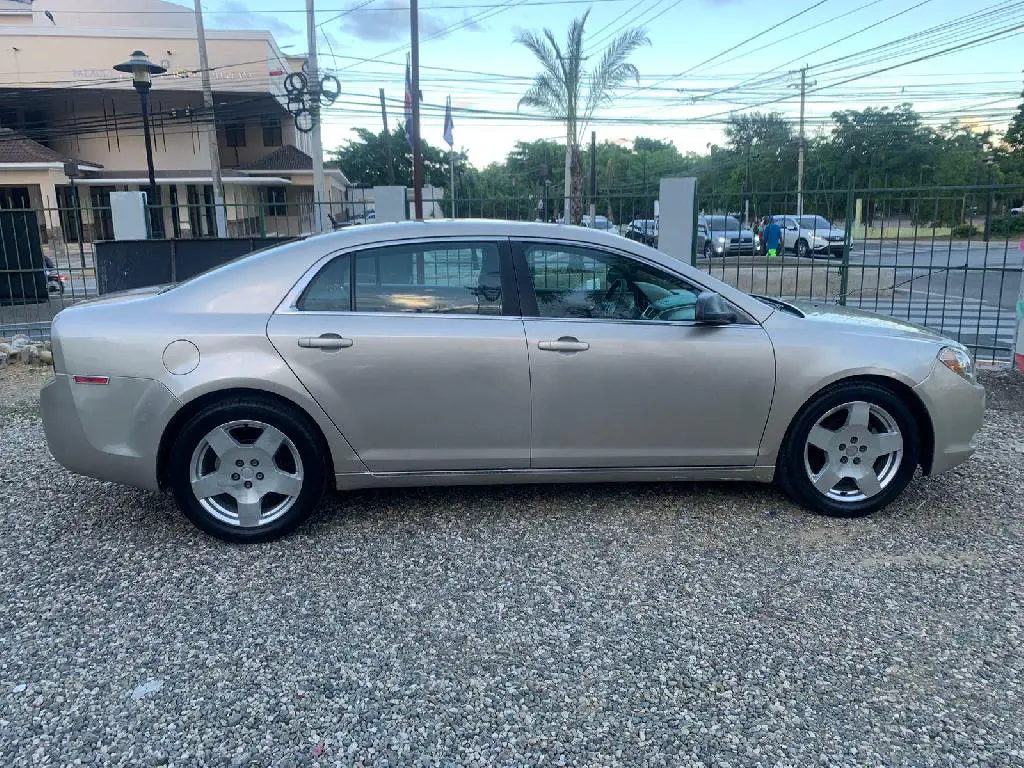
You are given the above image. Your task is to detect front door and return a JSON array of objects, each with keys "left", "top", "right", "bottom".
[
  {"left": 514, "top": 240, "right": 776, "bottom": 468},
  {"left": 268, "top": 238, "right": 531, "bottom": 473}
]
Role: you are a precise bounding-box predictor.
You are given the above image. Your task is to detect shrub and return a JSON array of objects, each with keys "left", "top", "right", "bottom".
[
  {"left": 989, "top": 215, "right": 1024, "bottom": 237},
  {"left": 950, "top": 224, "right": 979, "bottom": 238}
]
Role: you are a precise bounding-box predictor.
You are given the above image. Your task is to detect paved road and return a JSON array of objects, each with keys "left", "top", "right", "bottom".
[{"left": 847, "top": 238, "right": 1023, "bottom": 311}]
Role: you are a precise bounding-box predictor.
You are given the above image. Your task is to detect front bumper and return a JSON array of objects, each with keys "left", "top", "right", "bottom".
[
  {"left": 41, "top": 373, "right": 181, "bottom": 491},
  {"left": 711, "top": 242, "right": 757, "bottom": 256},
  {"left": 912, "top": 361, "right": 986, "bottom": 475}
]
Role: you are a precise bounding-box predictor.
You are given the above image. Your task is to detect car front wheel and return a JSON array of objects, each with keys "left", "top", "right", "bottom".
[
  {"left": 796, "top": 239, "right": 810, "bottom": 258},
  {"left": 778, "top": 382, "right": 920, "bottom": 518},
  {"left": 168, "top": 397, "right": 327, "bottom": 542},
  {"left": 703, "top": 242, "right": 714, "bottom": 258}
]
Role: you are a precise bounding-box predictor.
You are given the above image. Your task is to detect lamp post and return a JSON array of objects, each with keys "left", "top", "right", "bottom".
[
  {"left": 983, "top": 156, "right": 995, "bottom": 243},
  {"left": 114, "top": 51, "right": 166, "bottom": 238}
]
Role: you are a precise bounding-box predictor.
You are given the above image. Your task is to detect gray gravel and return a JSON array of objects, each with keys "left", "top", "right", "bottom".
[{"left": 1, "top": 367, "right": 1023, "bottom": 767}]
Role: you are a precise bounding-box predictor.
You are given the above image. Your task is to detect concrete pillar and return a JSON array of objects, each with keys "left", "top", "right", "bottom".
[
  {"left": 855, "top": 198, "right": 863, "bottom": 229},
  {"left": 35, "top": 175, "right": 61, "bottom": 244},
  {"left": 657, "top": 177, "right": 698, "bottom": 266},
  {"left": 175, "top": 184, "right": 191, "bottom": 237}
]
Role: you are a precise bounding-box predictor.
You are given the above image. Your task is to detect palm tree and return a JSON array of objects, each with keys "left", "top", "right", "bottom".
[{"left": 516, "top": 12, "right": 649, "bottom": 224}]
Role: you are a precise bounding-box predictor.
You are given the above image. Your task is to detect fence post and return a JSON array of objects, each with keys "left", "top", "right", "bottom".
[
  {"left": 839, "top": 184, "right": 854, "bottom": 306},
  {"left": 1015, "top": 259, "right": 1024, "bottom": 373}
]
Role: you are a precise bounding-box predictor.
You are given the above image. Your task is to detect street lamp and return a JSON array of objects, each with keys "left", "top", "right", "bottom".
[
  {"left": 983, "top": 155, "right": 995, "bottom": 243},
  {"left": 114, "top": 51, "right": 167, "bottom": 237}
]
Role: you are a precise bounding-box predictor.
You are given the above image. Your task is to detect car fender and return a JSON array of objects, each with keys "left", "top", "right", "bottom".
[
  {"left": 757, "top": 313, "right": 939, "bottom": 468},
  {"left": 157, "top": 332, "right": 367, "bottom": 477}
]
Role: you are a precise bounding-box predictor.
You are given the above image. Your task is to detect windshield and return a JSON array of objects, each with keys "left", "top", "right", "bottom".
[
  {"left": 796, "top": 216, "right": 834, "bottom": 229},
  {"left": 706, "top": 216, "right": 741, "bottom": 230}
]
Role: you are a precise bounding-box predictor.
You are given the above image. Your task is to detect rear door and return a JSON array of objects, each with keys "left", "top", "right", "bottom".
[{"left": 268, "top": 238, "right": 532, "bottom": 473}]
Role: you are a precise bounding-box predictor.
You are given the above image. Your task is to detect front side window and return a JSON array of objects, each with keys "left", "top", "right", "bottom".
[
  {"left": 297, "top": 241, "right": 505, "bottom": 315},
  {"left": 523, "top": 244, "right": 701, "bottom": 322},
  {"left": 796, "top": 215, "right": 833, "bottom": 229}
]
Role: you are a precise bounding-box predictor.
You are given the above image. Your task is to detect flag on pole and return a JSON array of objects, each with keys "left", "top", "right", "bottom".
[
  {"left": 443, "top": 95, "right": 454, "bottom": 148},
  {"left": 404, "top": 53, "right": 414, "bottom": 149}
]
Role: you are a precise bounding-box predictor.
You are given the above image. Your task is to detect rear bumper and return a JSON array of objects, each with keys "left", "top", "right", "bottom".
[
  {"left": 41, "top": 373, "right": 181, "bottom": 491},
  {"left": 912, "top": 362, "right": 986, "bottom": 475}
]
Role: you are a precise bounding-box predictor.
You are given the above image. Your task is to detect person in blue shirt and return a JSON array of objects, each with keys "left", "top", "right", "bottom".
[{"left": 763, "top": 217, "right": 782, "bottom": 258}]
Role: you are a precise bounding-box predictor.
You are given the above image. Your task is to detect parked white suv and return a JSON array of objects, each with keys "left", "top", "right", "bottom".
[{"left": 770, "top": 215, "right": 846, "bottom": 259}]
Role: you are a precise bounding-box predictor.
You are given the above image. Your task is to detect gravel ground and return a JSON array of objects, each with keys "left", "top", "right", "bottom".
[{"left": 1, "top": 367, "right": 1023, "bottom": 768}]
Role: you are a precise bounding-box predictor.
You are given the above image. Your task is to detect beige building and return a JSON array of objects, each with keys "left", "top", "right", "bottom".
[{"left": 0, "top": 0, "right": 348, "bottom": 241}]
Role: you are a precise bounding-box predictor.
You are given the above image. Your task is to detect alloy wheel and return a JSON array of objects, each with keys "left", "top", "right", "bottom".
[
  {"left": 802, "top": 400, "right": 904, "bottom": 502},
  {"left": 189, "top": 420, "right": 305, "bottom": 528}
]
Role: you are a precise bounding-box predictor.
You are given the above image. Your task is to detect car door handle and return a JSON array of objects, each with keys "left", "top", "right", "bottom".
[
  {"left": 537, "top": 337, "right": 589, "bottom": 352},
  {"left": 298, "top": 334, "right": 353, "bottom": 350}
]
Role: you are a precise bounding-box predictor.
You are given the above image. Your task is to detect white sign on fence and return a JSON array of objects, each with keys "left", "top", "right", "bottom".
[{"left": 109, "top": 192, "right": 149, "bottom": 240}]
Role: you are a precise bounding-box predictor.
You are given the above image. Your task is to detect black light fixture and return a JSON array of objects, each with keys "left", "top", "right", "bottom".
[{"left": 114, "top": 51, "right": 167, "bottom": 237}]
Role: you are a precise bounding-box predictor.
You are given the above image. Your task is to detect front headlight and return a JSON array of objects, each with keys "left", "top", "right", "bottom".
[
  {"left": 938, "top": 346, "right": 974, "bottom": 382},
  {"left": 715, "top": 236, "right": 728, "bottom": 244}
]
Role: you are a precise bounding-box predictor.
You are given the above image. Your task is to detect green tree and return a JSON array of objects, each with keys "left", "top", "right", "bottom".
[
  {"left": 515, "top": 11, "right": 649, "bottom": 223},
  {"left": 329, "top": 127, "right": 457, "bottom": 189},
  {"left": 1005, "top": 89, "right": 1024, "bottom": 156}
]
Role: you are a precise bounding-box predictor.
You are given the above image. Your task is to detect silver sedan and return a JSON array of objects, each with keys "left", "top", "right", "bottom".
[{"left": 41, "top": 221, "right": 985, "bottom": 542}]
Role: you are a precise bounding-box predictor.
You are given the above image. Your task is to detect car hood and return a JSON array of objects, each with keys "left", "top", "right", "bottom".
[{"left": 788, "top": 299, "right": 951, "bottom": 342}]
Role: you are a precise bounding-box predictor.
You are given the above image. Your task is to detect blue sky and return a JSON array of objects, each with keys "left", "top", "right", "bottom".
[{"left": 195, "top": 0, "right": 1024, "bottom": 164}]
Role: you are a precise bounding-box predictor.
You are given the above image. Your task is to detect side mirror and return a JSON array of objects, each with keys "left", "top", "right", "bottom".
[{"left": 695, "top": 291, "right": 737, "bottom": 325}]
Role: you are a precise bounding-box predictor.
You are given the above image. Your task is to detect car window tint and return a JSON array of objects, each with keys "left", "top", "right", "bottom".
[
  {"left": 354, "top": 242, "right": 503, "bottom": 315},
  {"left": 296, "top": 254, "right": 351, "bottom": 311},
  {"left": 524, "top": 245, "right": 700, "bottom": 322}
]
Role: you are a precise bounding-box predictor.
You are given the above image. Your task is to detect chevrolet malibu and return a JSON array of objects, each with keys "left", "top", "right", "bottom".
[{"left": 41, "top": 221, "right": 985, "bottom": 543}]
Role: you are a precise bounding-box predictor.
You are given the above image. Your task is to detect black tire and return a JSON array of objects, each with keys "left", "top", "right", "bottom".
[
  {"left": 796, "top": 239, "right": 810, "bottom": 259},
  {"left": 703, "top": 241, "right": 714, "bottom": 258},
  {"left": 168, "top": 396, "right": 327, "bottom": 543},
  {"left": 777, "top": 381, "right": 920, "bottom": 518}
]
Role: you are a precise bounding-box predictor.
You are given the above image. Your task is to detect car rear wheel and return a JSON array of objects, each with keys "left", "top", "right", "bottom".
[
  {"left": 168, "top": 397, "right": 327, "bottom": 543},
  {"left": 796, "top": 239, "right": 810, "bottom": 258},
  {"left": 777, "top": 382, "right": 919, "bottom": 518}
]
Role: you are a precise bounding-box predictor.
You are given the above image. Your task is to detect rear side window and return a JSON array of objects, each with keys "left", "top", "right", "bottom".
[
  {"left": 297, "top": 254, "right": 351, "bottom": 311},
  {"left": 297, "top": 241, "right": 506, "bottom": 315}
]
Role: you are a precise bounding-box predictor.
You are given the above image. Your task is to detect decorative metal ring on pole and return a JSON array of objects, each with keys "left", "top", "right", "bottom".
[
  {"left": 319, "top": 75, "right": 340, "bottom": 106},
  {"left": 280, "top": 70, "right": 339, "bottom": 133},
  {"left": 293, "top": 108, "right": 314, "bottom": 133},
  {"left": 284, "top": 71, "right": 308, "bottom": 96}
]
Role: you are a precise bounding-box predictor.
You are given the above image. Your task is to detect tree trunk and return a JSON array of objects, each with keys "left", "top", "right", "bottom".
[
  {"left": 563, "top": 130, "right": 573, "bottom": 224},
  {"left": 570, "top": 146, "right": 584, "bottom": 225}
]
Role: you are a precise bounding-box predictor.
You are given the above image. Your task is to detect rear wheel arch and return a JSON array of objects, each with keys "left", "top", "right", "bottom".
[
  {"left": 157, "top": 388, "right": 336, "bottom": 491},
  {"left": 779, "top": 375, "right": 935, "bottom": 475}
]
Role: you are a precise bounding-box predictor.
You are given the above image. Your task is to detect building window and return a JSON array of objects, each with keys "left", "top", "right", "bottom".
[
  {"left": 225, "top": 121, "right": 246, "bottom": 148},
  {"left": 262, "top": 118, "right": 283, "bottom": 147},
  {"left": 266, "top": 187, "right": 287, "bottom": 217}
]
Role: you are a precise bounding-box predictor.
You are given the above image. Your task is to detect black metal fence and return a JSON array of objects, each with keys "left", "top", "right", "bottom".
[{"left": 2, "top": 184, "right": 1022, "bottom": 363}]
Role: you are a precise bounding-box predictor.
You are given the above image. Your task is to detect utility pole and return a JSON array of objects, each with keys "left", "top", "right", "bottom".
[
  {"left": 379, "top": 87, "right": 395, "bottom": 184},
  {"left": 792, "top": 65, "right": 815, "bottom": 218},
  {"left": 589, "top": 130, "right": 596, "bottom": 225},
  {"left": 410, "top": 0, "right": 424, "bottom": 219},
  {"left": 194, "top": 0, "right": 226, "bottom": 237},
  {"left": 306, "top": 0, "right": 326, "bottom": 233}
]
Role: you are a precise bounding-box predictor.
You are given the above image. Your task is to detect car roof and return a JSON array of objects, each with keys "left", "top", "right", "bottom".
[{"left": 302, "top": 218, "right": 636, "bottom": 249}]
